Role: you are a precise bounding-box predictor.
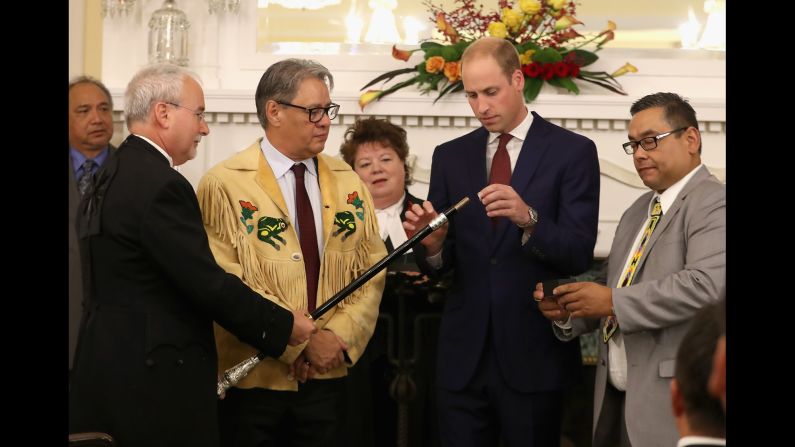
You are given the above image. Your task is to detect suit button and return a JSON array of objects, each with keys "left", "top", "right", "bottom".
[
  {"left": 176, "top": 359, "right": 184, "bottom": 366},
  {"left": 145, "top": 358, "right": 155, "bottom": 367},
  {"left": 490, "top": 258, "right": 497, "bottom": 265}
]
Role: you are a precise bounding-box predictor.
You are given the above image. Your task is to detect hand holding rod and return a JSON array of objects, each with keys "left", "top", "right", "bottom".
[{"left": 217, "top": 197, "right": 470, "bottom": 396}]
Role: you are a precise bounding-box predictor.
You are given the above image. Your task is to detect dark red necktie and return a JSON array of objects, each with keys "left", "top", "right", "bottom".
[
  {"left": 488, "top": 133, "right": 513, "bottom": 229},
  {"left": 291, "top": 163, "right": 320, "bottom": 312}
]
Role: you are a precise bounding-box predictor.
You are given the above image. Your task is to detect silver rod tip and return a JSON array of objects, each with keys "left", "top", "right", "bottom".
[{"left": 453, "top": 197, "right": 470, "bottom": 211}]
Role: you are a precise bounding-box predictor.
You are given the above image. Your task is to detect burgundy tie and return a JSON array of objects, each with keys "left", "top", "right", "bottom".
[
  {"left": 488, "top": 133, "right": 513, "bottom": 229},
  {"left": 291, "top": 163, "right": 320, "bottom": 312}
]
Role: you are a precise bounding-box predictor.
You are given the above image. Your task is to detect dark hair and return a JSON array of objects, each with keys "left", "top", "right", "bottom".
[
  {"left": 339, "top": 117, "right": 412, "bottom": 185},
  {"left": 674, "top": 301, "right": 726, "bottom": 437},
  {"left": 630, "top": 92, "right": 701, "bottom": 153},
  {"left": 254, "top": 58, "right": 334, "bottom": 129},
  {"left": 69, "top": 75, "right": 114, "bottom": 109}
]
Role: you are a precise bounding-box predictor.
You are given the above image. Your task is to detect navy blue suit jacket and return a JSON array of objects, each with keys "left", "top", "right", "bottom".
[{"left": 426, "top": 112, "right": 600, "bottom": 393}]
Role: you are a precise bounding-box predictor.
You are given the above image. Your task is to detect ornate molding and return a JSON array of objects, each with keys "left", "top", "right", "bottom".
[
  {"left": 113, "top": 111, "right": 725, "bottom": 134},
  {"left": 407, "top": 155, "right": 725, "bottom": 188}
]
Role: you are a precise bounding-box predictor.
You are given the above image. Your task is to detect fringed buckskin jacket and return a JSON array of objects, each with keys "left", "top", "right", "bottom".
[{"left": 197, "top": 140, "right": 387, "bottom": 391}]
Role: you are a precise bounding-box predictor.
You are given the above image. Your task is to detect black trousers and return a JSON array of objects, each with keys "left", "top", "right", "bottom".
[{"left": 218, "top": 378, "right": 344, "bottom": 447}]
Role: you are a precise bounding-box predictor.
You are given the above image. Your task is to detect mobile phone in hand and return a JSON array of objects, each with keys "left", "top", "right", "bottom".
[{"left": 541, "top": 278, "right": 575, "bottom": 298}]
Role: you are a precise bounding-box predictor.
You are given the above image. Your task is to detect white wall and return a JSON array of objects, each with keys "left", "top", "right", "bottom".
[
  {"left": 98, "top": 0, "right": 726, "bottom": 258},
  {"left": 69, "top": 0, "right": 86, "bottom": 80}
]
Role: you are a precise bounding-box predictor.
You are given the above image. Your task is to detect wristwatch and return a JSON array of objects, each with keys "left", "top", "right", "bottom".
[{"left": 517, "top": 206, "right": 538, "bottom": 229}]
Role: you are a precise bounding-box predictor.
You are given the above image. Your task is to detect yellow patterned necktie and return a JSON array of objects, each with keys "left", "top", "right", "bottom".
[{"left": 602, "top": 197, "right": 663, "bottom": 343}]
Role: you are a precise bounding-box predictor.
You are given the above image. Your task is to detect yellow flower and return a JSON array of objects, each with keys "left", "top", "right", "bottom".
[
  {"left": 519, "top": 0, "right": 541, "bottom": 15},
  {"left": 426, "top": 56, "right": 446, "bottom": 74},
  {"left": 554, "top": 15, "right": 582, "bottom": 30},
  {"left": 488, "top": 21, "right": 508, "bottom": 38},
  {"left": 547, "top": 0, "right": 566, "bottom": 10},
  {"left": 597, "top": 21, "right": 617, "bottom": 45},
  {"left": 501, "top": 8, "right": 524, "bottom": 32},
  {"left": 359, "top": 90, "right": 382, "bottom": 110},
  {"left": 444, "top": 61, "right": 460, "bottom": 82},
  {"left": 611, "top": 62, "right": 638, "bottom": 77},
  {"left": 519, "top": 49, "right": 536, "bottom": 65}
]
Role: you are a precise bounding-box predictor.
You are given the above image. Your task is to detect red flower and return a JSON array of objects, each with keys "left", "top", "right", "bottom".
[
  {"left": 522, "top": 62, "right": 543, "bottom": 78},
  {"left": 542, "top": 63, "right": 556, "bottom": 80},
  {"left": 239, "top": 200, "right": 258, "bottom": 211},
  {"left": 347, "top": 191, "right": 359, "bottom": 204},
  {"left": 553, "top": 61, "right": 570, "bottom": 78},
  {"left": 569, "top": 63, "right": 580, "bottom": 78}
]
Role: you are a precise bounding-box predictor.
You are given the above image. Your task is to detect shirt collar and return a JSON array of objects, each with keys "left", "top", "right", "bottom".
[
  {"left": 376, "top": 192, "right": 406, "bottom": 217},
  {"left": 676, "top": 435, "right": 726, "bottom": 447},
  {"left": 70, "top": 146, "right": 110, "bottom": 173},
  {"left": 134, "top": 134, "right": 175, "bottom": 168},
  {"left": 488, "top": 107, "right": 533, "bottom": 145},
  {"left": 655, "top": 163, "right": 705, "bottom": 214},
  {"left": 260, "top": 135, "right": 317, "bottom": 180}
]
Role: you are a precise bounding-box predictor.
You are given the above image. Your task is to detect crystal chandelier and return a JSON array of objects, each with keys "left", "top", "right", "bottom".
[
  {"left": 265, "top": 0, "right": 342, "bottom": 10},
  {"left": 148, "top": 0, "right": 190, "bottom": 67},
  {"left": 101, "top": 0, "right": 136, "bottom": 18},
  {"left": 208, "top": 0, "right": 241, "bottom": 15}
]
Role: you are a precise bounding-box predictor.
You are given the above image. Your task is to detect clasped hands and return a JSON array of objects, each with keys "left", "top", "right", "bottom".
[
  {"left": 532, "top": 281, "right": 613, "bottom": 322},
  {"left": 288, "top": 328, "right": 348, "bottom": 383}
]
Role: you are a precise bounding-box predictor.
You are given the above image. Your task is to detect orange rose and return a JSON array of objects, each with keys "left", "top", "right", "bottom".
[
  {"left": 443, "top": 61, "right": 460, "bottom": 82},
  {"left": 426, "top": 56, "right": 445, "bottom": 74}
]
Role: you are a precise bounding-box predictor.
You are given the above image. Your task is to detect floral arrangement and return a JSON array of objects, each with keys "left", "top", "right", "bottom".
[{"left": 359, "top": 0, "right": 637, "bottom": 110}]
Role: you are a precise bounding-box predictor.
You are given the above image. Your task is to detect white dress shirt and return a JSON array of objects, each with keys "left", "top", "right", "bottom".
[
  {"left": 135, "top": 134, "right": 177, "bottom": 170},
  {"left": 676, "top": 435, "right": 725, "bottom": 446},
  {"left": 376, "top": 193, "right": 411, "bottom": 253},
  {"left": 260, "top": 136, "right": 325, "bottom": 255}
]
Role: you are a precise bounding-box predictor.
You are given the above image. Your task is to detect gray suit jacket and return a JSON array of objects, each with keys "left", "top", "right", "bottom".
[
  {"left": 69, "top": 147, "right": 114, "bottom": 369},
  {"left": 69, "top": 160, "right": 81, "bottom": 370},
  {"left": 556, "top": 165, "right": 726, "bottom": 447}
]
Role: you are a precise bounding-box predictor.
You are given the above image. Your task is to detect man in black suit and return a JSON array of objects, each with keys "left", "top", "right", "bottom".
[
  {"left": 69, "top": 64, "right": 316, "bottom": 447},
  {"left": 671, "top": 301, "right": 725, "bottom": 446},
  {"left": 68, "top": 76, "right": 115, "bottom": 371}
]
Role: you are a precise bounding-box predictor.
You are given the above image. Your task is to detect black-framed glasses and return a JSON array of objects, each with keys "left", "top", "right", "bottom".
[
  {"left": 276, "top": 101, "right": 340, "bottom": 123},
  {"left": 166, "top": 102, "right": 206, "bottom": 122},
  {"left": 622, "top": 127, "right": 689, "bottom": 154}
]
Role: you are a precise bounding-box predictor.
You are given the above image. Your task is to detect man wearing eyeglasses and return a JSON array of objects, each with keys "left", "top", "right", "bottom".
[
  {"left": 69, "top": 64, "right": 316, "bottom": 447},
  {"left": 534, "top": 92, "right": 726, "bottom": 447},
  {"left": 196, "top": 58, "right": 387, "bottom": 447}
]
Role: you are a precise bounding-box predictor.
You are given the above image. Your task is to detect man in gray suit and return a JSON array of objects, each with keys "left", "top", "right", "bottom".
[
  {"left": 69, "top": 76, "right": 115, "bottom": 370},
  {"left": 534, "top": 92, "right": 726, "bottom": 447}
]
